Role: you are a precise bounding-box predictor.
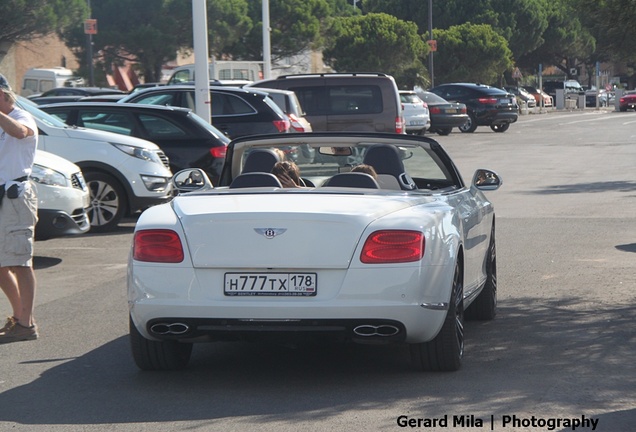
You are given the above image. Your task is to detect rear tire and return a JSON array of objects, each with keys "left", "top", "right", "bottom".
[
  {"left": 459, "top": 113, "right": 477, "bottom": 133},
  {"left": 410, "top": 263, "right": 464, "bottom": 371},
  {"left": 85, "top": 171, "right": 126, "bottom": 232},
  {"left": 436, "top": 128, "right": 452, "bottom": 136},
  {"left": 490, "top": 123, "right": 510, "bottom": 133},
  {"left": 465, "top": 224, "right": 497, "bottom": 321},
  {"left": 130, "top": 316, "right": 193, "bottom": 371}
]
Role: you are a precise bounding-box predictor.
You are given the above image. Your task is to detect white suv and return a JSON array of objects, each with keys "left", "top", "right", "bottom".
[
  {"left": 33, "top": 150, "right": 90, "bottom": 240},
  {"left": 17, "top": 97, "right": 173, "bottom": 232}
]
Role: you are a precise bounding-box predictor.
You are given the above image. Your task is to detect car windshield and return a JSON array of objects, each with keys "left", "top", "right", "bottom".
[
  {"left": 16, "top": 96, "right": 69, "bottom": 128},
  {"left": 227, "top": 136, "right": 461, "bottom": 190},
  {"left": 400, "top": 93, "right": 422, "bottom": 103},
  {"left": 416, "top": 92, "right": 448, "bottom": 104}
]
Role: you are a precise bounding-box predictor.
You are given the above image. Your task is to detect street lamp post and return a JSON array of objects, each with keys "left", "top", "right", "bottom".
[{"left": 428, "top": 0, "right": 434, "bottom": 87}]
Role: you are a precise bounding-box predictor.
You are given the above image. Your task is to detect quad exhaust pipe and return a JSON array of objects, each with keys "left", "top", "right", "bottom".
[
  {"left": 150, "top": 322, "right": 190, "bottom": 335},
  {"left": 353, "top": 324, "right": 400, "bottom": 337}
]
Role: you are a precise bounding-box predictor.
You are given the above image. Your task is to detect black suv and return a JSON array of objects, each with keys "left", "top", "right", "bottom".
[
  {"left": 39, "top": 103, "right": 230, "bottom": 182},
  {"left": 119, "top": 85, "right": 290, "bottom": 139},
  {"left": 428, "top": 83, "right": 518, "bottom": 133}
]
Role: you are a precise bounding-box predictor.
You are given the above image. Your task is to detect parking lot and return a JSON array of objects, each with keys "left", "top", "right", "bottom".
[{"left": 0, "top": 108, "right": 635, "bottom": 431}]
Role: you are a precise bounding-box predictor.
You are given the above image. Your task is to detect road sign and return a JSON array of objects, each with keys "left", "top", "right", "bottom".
[
  {"left": 84, "top": 19, "right": 97, "bottom": 35},
  {"left": 427, "top": 40, "right": 437, "bottom": 52}
]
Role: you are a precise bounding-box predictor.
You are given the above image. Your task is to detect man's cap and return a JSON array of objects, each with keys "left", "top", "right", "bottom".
[{"left": 0, "top": 73, "right": 12, "bottom": 91}]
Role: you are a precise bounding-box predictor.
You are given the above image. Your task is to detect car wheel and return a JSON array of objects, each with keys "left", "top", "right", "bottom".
[
  {"left": 459, "top": 113, "right": 477, "bottom": 133},
  {"left": 436, "top": 128, "right": 452, "bottom": 136},
  {"left": 84, "top": 171, "right": 126, "bottom": 233},
  {"left": 490, "top": 123, "right": 510, "bottom": 133},
  {"left": 410, "top": 262, "right": 464, "bottom": 371},
  {"left": 129, "top": 316, "right": 193, "bottom": 371},
  {"left": 465, "top": 224, "right": 497, "bottom": 320}
]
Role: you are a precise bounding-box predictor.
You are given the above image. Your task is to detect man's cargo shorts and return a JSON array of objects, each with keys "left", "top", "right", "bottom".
[{"left": 0, "top": 181, "right": 38, "bottom": 267}]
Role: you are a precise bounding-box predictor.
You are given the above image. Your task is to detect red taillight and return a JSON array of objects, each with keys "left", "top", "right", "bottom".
[
  {"left": 460, "top": 106, "right": 467, "bottom": 114},
  {"left": 288, "top": 113, "right": 306, "bottom": 132},
  {"left": 133, "top": 229, "right": 184, "bottom": 263},
  {"left": 360, "top": 230, "right": 424, "bottom": 264},
  {"left": 395, "top": 116, "right": 405, "bottom": 134},
  {"left": 478, "top": 97, "right": 498, "bottom": 104},
  {"left": 209, "top": 145, "right": 227, "bottom": 158},
  {"left": 273, "top": 118, "right": 291, "bottom": 133},
  {"left": 430, "top": 107, "right": 441, "bottom": 114}
]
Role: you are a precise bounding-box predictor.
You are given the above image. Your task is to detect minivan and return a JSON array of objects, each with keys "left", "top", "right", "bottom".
[
  {"left": 247, "top": 73, "right": 405, "bottom": 134},
  {"left": 21, "top": 67, "right": 78, "bottom": 97}
]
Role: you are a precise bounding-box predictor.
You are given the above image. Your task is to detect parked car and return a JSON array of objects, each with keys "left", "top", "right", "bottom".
[
  {"left": 585, "top": 89, "right": 614, "bottom": 107},
  {"left": 504, "top": 86, "right": 537, "bottom": 109},
  {"left": 543, "top": 80, "right": 584, "bottom": 103},
  {"left": 248, "top": 87, "right": 312, "bottom": 132},
  {"left": 40, "top": 102, "right": 229, "bottom": 183},
  {"left": 16, "top": 96, "right": 173, "bottom": 233},
  {"left": 414, "top": 90, "right": 469, "bottom": 135},
  {"left": 522, "top": 86, "right": 553, "bottom": 108},
  {"left": 32, "top": 150, "right": 90, "bottom": 240},
  {"left": 28, "top": 86, "right": 126, "bottom": 105},
  {"left": 247, "top": 73, "right": 405, "bottom": 133},
  {"left": 429, "top": 83, "right": 518, "bottom": 133},
  {"left": 619, "top": 90, "right": 636, "bottom": 111},
  {"left": 118, "top": 85, "right": 290, "bottom": 139},
  {"left": 399, "top": 90, "right": 430, "bottom": 135},
  {"left": 128, "top": 132, "right": 501, "bottom": 372}
]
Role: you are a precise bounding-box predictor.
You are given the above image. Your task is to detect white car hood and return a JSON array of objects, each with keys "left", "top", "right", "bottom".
[
  {"left": 34, "top": 149, "right": 81, "bottom": 174},
  {"left": 172, "top": 192, "right": 433, "bottom": 268}
]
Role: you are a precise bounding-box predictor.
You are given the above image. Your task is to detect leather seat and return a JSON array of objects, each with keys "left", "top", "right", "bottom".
[
  {"left": 323, "top": 172, "right": 380, "bottom": 189},
  {"left": 362, "top": 144, "right": 416, "bottom": 190},
  {"left": 230, "top": 172, "right": 283, "bottom": 188}
]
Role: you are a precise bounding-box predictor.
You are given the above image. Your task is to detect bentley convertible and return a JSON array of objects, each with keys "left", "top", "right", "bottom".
[{"left": 128, "top": 132, "right": 501, "bottom": 372}]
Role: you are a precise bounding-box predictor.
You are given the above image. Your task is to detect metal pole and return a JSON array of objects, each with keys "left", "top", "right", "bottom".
[
  {"left": 87, "top": 0, "right": 94, "bottom": 86},
  {"left": 428, "top": 0, "right": 434, "bottom": 87},
  {"left": 262, "top": 0, "right": 272, "bottom": 79},
  {"left": 193, "top": 0, "right": 211, "bottom": 122}
]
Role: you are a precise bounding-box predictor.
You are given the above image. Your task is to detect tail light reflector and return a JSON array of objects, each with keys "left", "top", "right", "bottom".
[
  {"left": 273, "top": 118, "right": 291, "bottom": 133},
  {"left": 360, "top": 230, "right": 424, "bottom": 264},
  {"left": 478, "top": 97, "right": 498, "bottom": 104},
  {"left": 395, "top": 116, "right": 405, "bottom": 134},
  {"left": 210, "top": 145, "right": 227, "bottom": 158},
  {"left": 430, "top": 107, "right": 441, "bottom": 114},
  {"left": 134, "top": 229, "right": 184, "bottom": 263}
]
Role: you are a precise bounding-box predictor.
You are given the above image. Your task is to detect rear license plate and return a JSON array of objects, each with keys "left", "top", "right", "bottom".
[
  {"left": 224, "top": 272, "right": 317, "bottom": 296},
  {"left": 446, "top": 108, "right": 457, "bottom": 113},
  {"left": 409, "top": 120, "right": 425, "bottom": 126}
]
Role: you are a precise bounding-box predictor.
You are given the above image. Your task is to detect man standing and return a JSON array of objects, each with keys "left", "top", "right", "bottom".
[{"left": 0, "top": 73, "right": 39, "bottom": 343}]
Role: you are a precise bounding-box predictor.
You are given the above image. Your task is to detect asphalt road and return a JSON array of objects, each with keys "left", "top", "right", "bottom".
[{"left": 1, "top": 108, "right": 635, "bottom": 432}]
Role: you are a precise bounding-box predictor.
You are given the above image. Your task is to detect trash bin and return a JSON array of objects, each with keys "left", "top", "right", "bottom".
[{"left": 565, "top": 98, "right": 577, "bottom": 109}]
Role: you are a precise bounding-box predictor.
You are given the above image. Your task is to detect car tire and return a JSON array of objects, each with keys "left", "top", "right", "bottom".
[
  {"left": 129, "top": 316, "right": 193, "bottom": 371},
  {"left": 436, "top": 128, "right": 452, "bottom": 136},
  {"left": 490, "top": 123, "right": 510, "bottom": 133},
  {"left": 410, "top": 262, "right": 464, "bottom": 372},
  {"left": 459, "top": 113, "right": 477, "bottom": 133},
  {"left": 465, "top": 224, "right": 497, "bottom": 321},
  {"left": 84, "top": 171, "right": 126, "bottom": 233}
]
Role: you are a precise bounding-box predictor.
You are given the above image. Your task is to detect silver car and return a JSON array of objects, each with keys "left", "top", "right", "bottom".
[{"left": 400, "top": 90, "right": 430, "bottom": 135}]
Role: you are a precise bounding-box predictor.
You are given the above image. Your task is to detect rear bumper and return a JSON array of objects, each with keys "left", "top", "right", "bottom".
[{"left": 476, "top": 110, "right": 518, "bottom": 126}]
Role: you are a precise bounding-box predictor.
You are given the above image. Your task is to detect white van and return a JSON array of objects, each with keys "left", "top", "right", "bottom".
[
  {"left": 21, "top": 67, "right": 78, "bottom": 97},
  {"left": 16, "top": 96, "right": 173, "bottom": 232},
  {"left": 167, "top": 61, "right": 262, "bottom": 85}
]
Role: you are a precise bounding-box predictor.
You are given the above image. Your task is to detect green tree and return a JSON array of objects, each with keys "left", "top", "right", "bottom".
[
  {"left": 0, "top": 0, "right": 87, "bottom": 43},
  {"left": 322, "top": 13, "right": 428, "bottom": 87},
  {"left": 517, "top": 0, "right": 595, "bottom": 78},
  {"left": 433, "top": 23, "right": 513, "bottom": 85}
]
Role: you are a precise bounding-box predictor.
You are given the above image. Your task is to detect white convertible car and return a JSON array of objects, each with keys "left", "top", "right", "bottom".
[{"left": 128, "top": 132, "right": 501, "bottom": 372}]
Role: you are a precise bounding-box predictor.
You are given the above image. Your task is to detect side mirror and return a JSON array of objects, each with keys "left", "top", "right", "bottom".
[
  {"left": 472, "top": 169, "right": 502, "bottom": 191},
  {"left": 172, "top": 168, "right": 214, "bottom": 194}
]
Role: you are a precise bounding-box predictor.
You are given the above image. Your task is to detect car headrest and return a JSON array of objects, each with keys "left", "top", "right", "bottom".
[
  {"left": 242, "top": 148, "right": 282, "bottom": 173},
  {"left": 230, "top": 172, "right": 283, "bottom": 189},
  {"left": 362, "top": 144, "right": 416, "bottom": 190},
  {"left": 323, "top": 172, "right": 380, "bottom": 189}
]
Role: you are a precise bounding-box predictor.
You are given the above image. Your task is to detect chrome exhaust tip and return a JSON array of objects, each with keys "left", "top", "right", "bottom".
[
  {"left": 353, "top": 324, "right": 400, "bottom": 337},
  {"left": 150, "top": 322, "right": 190, "bottom": 335}
]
